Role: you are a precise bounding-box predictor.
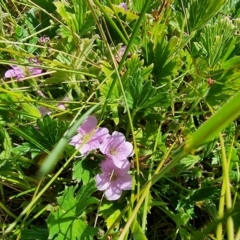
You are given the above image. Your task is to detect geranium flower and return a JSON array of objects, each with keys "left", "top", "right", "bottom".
[
  {"left": 5, "top": 59, "right": 42, "bottom": 80},
  {"left": 4, "top": 65, "right": 25, "bottom": 79},
  {"left": 119, "top": 2, "right": 127, "bottom": 10},
  {"left": 95, "top": 157, "right": 132, "bottom": 200},
  {"left": 69, "top": 116, "right": 109, "bottom": 156},
  {"left": 38, "top": 36, "right": 50, "bottom": 44},
  {"left": 100, "top": 131, "right": 133, "bottom": 168}
]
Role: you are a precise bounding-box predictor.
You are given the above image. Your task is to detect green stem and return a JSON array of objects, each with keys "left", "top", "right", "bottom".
[
  {"left": 216, "top": 169, "right": 225, "bottom": 240},
  {"left": 0, "top": 201, "right": 17, "bottom": 220},
  {"left": 106, "top": 0, "right": 129, "bottom": 41},
  {"left": 219, "top": 134, "right": 234, "bottom": 240},
  {"left": 92, "top": 0, "right": 128, "bottom": 45}
]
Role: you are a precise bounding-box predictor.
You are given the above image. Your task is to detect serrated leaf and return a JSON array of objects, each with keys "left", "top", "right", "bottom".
[
  {"left": 179, "top": 155, "right": 201, "bottom": 168},
  {"left": 48, "top": 212, "right": 97, "bottom": 240},
  {"left": 185, "top": 0, "right": 227, "bottom": 31},
  {"left": 129, "top": 70, "right": 143, "bottom": 107},
  {"left": 189, "top": 186, "right": 219, "bottom": 202},
  {"left": 37, "top": 115, "right": 68, "bottom": 146},
  {"left": 10, "top": 125, "right": 49, "bottom": 154},
  {"left": 132, "top": 0, "right": 145, "bottom": 12},
  {"left": 72, "top": 160, "right": 91, "bottom": 184},
  {"left": 194, "top": 18, "right": 237, "bottom": 67},
  {"left": 76, "top": 179, "right": 98, "bottom": 216},
  {"left": 206, "top": 68, "right": 240, "bottom": 105},
  {"left": 99, "top": 202, "right": 125, "bottom": 228},
  {"left": 150, "top": 36, "right": 182, "bottom": 84},
  {"left": 72, "top": 0, "right": 87, "bottom": 30},
  {"left": 11, "top": 115, "right": 68, "bottom": 153},
  {"left": 100, "top": 61, "right": 119, "bottom": 100},
  {"left": 47, "top": 186, "right": 98, "bottom": 240}
]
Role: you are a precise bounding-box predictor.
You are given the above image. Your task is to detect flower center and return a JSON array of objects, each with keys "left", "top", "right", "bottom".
[
  {"left": 109, "top": 170, "right": 118, "bottom": 181},
  {"left": 109, "top": 148, "right": 117, "bottom": 156}
]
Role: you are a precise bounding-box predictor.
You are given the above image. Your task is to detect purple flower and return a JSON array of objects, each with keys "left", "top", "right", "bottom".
[
  {"left": 39, "top": 106, "right": 51, "bottom": 117},
  {"left": 4, "top": 65, "right": 25, "bottom": 79},
  {"left": 119, "top": 2, "right": 127, "bottom": 10},
  {"left": 4, "top": 59, "right": 42, "bottom": 80},
  {"left": 119, "top": 46, "right": 126, "bottom": 58},
  {"left": 100, "top": 131, "right": 133, "bottom": 168},
  {"left": 69, "top": 116, "right": 109, "bottom": 156},
  {"left": 57, "top": 97, "right": 69, "bottom": 110},
  {"left": 38, "top": 36, "right": 50, "bottom": 44},
  {"left": 95, "top": 157, "right": 132, "bottom": 200}
]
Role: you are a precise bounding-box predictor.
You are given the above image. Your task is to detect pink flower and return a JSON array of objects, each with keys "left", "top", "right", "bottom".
[
  {"left": 5, "top": 65, "right": 25, "bottom": 79},
  {"left": 69, "top": 116, "right": 109, "bottom": 156},
  {"left": 38, "top": 36, "right": 50, "bottom": 44},
  {"left": 57, "top": 97, "right": 69, "bottom": 110},
  {"left": 4, "top": 58, "right": 42, "bottom": 80},
  {"left": 119, "top": 2, "right": 127, "bottom": 10},
  {"left": 100, "top": 131, "right": 133, "bottom": 168},
  {"left": 95, "top": 157, "right": 132, "bottom": 200}
]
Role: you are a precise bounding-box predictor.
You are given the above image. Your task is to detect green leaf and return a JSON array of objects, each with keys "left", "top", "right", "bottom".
[
  {"left": 72, "top": 160, "right": 91, "bottom": 184},
  {"left": 72, "top": 0, "right": 87, "bottom": 30},
  {"left": 179, "top": 155, "right": 201, "bottom": 169},
  {"left": 129, "top": 72, "right": 168, "bottom": 110},
  {"left": 99, "top": 202, "right": 125, "bottom": 228},
  {"left": 100, "top": 61, "right": 119, "bottom": 100},
  {"left": 36, "top": 115, "right": 68, "bottom": 146},
  {"left": 189, "top": 186, "right": 219, "bottom": 202},
  {"left": 206, "top": 56, "right": 240, "bottom": 105},
  {"left": 0, "top": 128, "right": 12, "bottom": 159},
  {"left": 179, "top": 228, "right": 191, "bottom": 240},
  {"left": 47, "top": 186, "right": 98, "bottom": 240},
  {"left": 21, "top": 226, "right": 49, "bottom": 240},
  {"left": 148, "top": 36, "right": 182, "bottom": 84},
  {"left": 54, "top": 0, "right": 88, "bottom": 34},
  {"left": 184, "top": 0, "right": 227, "bottom": 31},
  {"left": 31, "top": 0, "right": 56, "bottom": 13},
  {"left": 10, "top": 115, "right": 68, "bottom": 154},
  {"left": 132, "top": 0, "right": 145, "bottom": 12},
  {"left": 9, "top": 125, "right": 49, "bottom": 154},
  {"left": 75, "top": 179, "right": 98, "bottom": 216},
  {"left": 132, "top": 220, "right": 147, "bottom": 240},
  {"left": 129, "top": 69, "right": 143, "bottom": 107},
  {"left": 193, "top": 17, "right": 237, "bottom": 67}
]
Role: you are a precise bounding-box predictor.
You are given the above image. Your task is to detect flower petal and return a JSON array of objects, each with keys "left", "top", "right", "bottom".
[
  {"left": 30, "top": 67, "right": 42, "bottom": 75},
  {"left": 79, "top": 116, "right": 97, "bottom": 133},
  {"left": 112, "top": 158, "right": 130, "bottom": 169},
  {"left": 116, "top": 175, "right": 132, "bottom": 190},
  {"left": 5, "top": 68, "right": 24, "bottom": 78},
  {"left": 100, "top": 157, "right": 116, "bottom": 172},
  {"left": 113, "top": 141, "right": 133, "bottom": 160},
  {"left": 95, "top": 174, "right": 109, "bottom": 191},
  {"left": 93, "top": 127, "right": 109, "bottom": 143},
  {"left": 104, "top": 184, "right": 122, "bottom": 200},
  {"left": 69, "top": 133, "right": 83, "bottom": 148}
]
